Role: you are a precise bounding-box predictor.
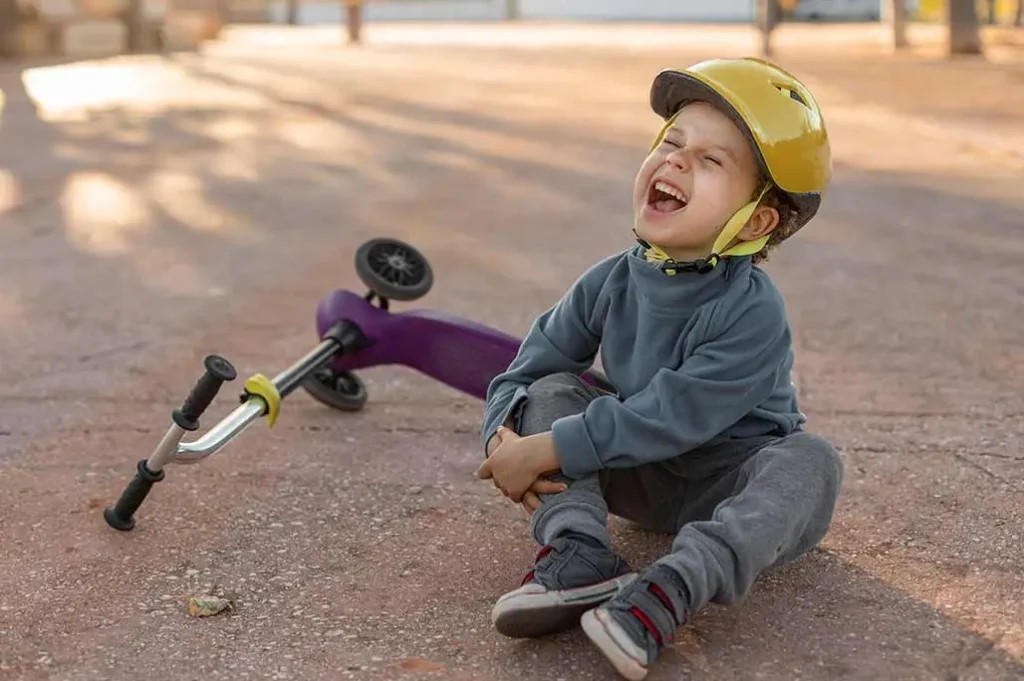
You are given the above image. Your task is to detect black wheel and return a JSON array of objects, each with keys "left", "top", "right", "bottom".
[
  {"left": 354, "top": 238, "right": 433, "bottom": 302},
  {"left": 302, "top": 367, "right": 368, "bottom": 412}
]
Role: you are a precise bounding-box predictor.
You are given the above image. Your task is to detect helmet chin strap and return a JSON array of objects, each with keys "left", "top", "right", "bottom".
[{"left": 637, "top": 184, "right": 772, "bottom": 276}]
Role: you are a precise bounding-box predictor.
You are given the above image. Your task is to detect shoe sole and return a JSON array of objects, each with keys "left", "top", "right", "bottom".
[
  {"left": 492, "top": 572, "right": 636, "bottom": 639},
  {"left": 581, "top": 608, "right": 649, "bottom": 681}
]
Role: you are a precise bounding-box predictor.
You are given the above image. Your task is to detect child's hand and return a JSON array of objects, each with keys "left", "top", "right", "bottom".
[
  {"left": 477, "top": 427, "right": 561, "bottom": 503},
  {"left": 487, "top": 425, "right": 566, "bottom": 514},
  {"left": 521, "top": 477, "right": 566, "bottom": 515},
  {"left": 481, "top": 426, "right": 567, "bottom": 513}
]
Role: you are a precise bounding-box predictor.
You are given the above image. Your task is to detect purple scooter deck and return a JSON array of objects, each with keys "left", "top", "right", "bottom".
[{"left": 315, "top": 290, "right": 607, "bottom": 401}]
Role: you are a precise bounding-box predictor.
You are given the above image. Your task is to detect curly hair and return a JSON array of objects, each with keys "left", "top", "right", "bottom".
[{"left": 749, "top": 182, "right": 801, "bottom": 265}]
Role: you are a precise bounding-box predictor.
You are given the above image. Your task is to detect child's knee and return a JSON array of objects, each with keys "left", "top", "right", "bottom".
[
  {"left": 777, "top": 431, "right": 844, "bottom": 498},
  {"left": 518, "top": 373, "right": 595, "bottom": 435},
  {"left": 776, "top": 432, "right": 843, "bottom": 552},
  {"left": 526, "top": 372, "right": 587, "bottom": 398},
  {"left": 801, "top": 433, "right": 843, "bottom": 496}
]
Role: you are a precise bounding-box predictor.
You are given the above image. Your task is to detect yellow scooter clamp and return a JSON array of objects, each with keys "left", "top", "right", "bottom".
[{"left": 243, "top": 373, "right": 281, "bottom": 428}]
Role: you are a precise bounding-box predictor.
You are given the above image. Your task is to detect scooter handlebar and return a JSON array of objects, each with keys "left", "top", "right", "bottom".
[
  {"left": 103, "top": 354, "right": 237, "bottom": 532},
  {"left": 175, "top": 355, "right": 237, "bottom": 430},
  {"left": 103, "top": 459, "right": 165, "bottom": 531}
]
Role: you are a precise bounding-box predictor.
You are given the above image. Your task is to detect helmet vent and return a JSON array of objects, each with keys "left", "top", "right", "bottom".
[{"left": 776, "top": 85, "right": 808, "bottom": 108}]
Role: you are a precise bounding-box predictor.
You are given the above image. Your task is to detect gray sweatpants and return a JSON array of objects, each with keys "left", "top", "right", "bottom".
[{"left": 509, "top": 372, "right": 843, "bottom": 614}]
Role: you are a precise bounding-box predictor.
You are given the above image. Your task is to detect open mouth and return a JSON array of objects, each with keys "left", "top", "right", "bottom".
[{"left": 647, "top": 180, "right": 688, "bottom": 214}]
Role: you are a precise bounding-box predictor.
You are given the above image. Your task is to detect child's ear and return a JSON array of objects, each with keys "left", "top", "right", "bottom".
[{"left": 737, "top": 205, "right": 779, "bottom": 242}]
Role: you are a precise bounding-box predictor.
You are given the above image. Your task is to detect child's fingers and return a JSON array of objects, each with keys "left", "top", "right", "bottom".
[
  {"left": 476, "top": 458, "right": 492, "bottom": 479},
  {"left": 521, "top": 492, "right": 542, "bottom": 514},
  {"left": 486, "top": 433, "right": 502, "bottom": 456},
  {"left": 529, "top": 479, "right": 568, "bottom": 495},
  {"left": 497, "top": 425, "right": 519, "bottom": 440}
]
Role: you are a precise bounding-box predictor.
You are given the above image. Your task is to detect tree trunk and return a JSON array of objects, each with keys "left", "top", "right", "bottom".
[
  {"left": 756, "top": 0, "right": 780, "bottom": 57},
  {"left": 345, "top": 0, "right": 362, "bottom": 43},
  {"left": 505, "top": 0, "right": 518, "bottom": 20},
  {"left": 1015, "top": 0, "right": 1022, "bottom": 27},
  {"left": 0, "top": 0, "right": 19, "bottom": 57},
  {"left": 125, "top": 0, "right": 145, "bottom": 52},
  {"left": 884, "top": 0, "right": 908, "bottom": 49},
  {"left": 985, "top": 0, "right": 997, "bottom": 24},
  {"left": 948, "top": 0, "right": 983, "bottom": 54},
  {"left": 286, "top": 0, "right": 299, "bottom": 24}
]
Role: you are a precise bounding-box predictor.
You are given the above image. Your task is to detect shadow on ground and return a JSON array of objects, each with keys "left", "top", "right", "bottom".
[{"left": 500, "top": 534, "right": 1021, "bottom": 680}]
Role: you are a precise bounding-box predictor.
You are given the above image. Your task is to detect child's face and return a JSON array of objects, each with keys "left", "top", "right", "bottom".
[{"left": 633, "top": 101, "right": 772, "bottom": 262}]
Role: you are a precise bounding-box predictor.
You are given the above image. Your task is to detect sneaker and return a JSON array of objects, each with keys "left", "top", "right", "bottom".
[
  {"left": 491, "top": 535, "right": 636, "bottom": 639},
  {"left": 580, "top": 565, "right": 692, "bottom": 680}
]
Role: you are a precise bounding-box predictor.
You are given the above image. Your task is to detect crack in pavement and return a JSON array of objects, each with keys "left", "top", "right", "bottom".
[
  {"left": 973, "top": 451, "right": 1024, "bottom": 462},
  {"left": 296, "top": 424, "right": 478, "bottom": 436},
  {"left": 74, "top": 340, "right": 152, "bottom": 363},
  {"left": 953, "top": 633, "right": 1004, "bottom": 680},
  {"left": 806, "top": 408, "right": 1024, "bottom": 419},
  {"left": 842, "top": 443, "right": 1024, "bottom": 483},
  {"left": 0, "top": 394, "right": 175, "bottom": 404},
  {"left": 953, "top": 453, "right": 1022, "bottom": 492}
]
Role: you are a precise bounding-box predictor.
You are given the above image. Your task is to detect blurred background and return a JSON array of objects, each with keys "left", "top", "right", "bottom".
[{"left": 0, "top": 0, "right": 1021, "bottom": 58}]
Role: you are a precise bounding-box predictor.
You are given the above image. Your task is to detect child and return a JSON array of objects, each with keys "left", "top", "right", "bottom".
[{"left": 476, "top": 57, "right": 843, "bottom": 680}]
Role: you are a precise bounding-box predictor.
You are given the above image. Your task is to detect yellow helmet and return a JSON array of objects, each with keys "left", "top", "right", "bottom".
[{"left": 646, "top": 57, "right": 831, "bottom": 267}]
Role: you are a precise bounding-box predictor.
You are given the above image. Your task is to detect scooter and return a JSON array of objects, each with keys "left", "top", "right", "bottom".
[{"left": 103, "top": 237, "right": 612, "bottom": 531}]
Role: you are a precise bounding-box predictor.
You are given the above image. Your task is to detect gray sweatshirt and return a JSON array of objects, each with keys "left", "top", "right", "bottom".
[{"left": 481, "top": 245, "right": 805, "bottom": 480}]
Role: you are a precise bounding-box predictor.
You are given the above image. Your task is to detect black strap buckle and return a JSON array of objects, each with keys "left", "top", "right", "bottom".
[{"left": 659, "top": 255, "right": 717, "bottom": 275}]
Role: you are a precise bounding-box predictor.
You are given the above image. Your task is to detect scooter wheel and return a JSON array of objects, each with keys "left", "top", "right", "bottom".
[
  {"left": 302, "top": 367, "right": 368, "bottom": 412},
  {"left": 355, "top": 238, "right": 433, "bottom": 302}
]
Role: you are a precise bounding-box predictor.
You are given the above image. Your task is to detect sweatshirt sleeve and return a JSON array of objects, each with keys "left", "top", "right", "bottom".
[
  {"left": 479, "top": 260, "right": 611, "bottom": 454},
  {"left": 550, "top": 292, "right": 791, "bottom": 478}
]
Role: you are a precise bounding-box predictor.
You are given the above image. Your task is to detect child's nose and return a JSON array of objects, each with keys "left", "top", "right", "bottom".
[{"left": 666, "top": 148, "right": 692, "bottom": 172}]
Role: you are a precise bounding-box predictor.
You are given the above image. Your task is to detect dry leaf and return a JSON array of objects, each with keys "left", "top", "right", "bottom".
[{"left": 186, "top": 595, "right": 233, "bottom": 617}]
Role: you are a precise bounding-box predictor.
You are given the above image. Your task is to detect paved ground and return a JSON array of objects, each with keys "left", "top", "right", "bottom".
[{"left": 1, "top": 22, "right": 1023, "bottom": 681}]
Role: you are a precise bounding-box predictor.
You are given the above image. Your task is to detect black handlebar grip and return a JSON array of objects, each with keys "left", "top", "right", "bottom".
[
  {"left": 103, "top": 460, "right": 165, "bottom": 531},
  {"left": 173, "top": 355, "right": 237, "bottom": 431}
]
